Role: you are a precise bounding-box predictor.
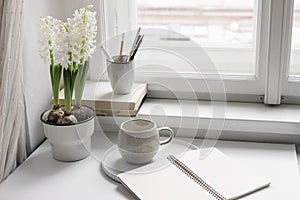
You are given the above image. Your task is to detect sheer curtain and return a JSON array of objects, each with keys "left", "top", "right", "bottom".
[
  {"left": 89, "top": 0, "right": 137, "bottom": 80},
  {"left": 104, "top": 0, "right": 137, "bottom": 38},
  {"left": 0, "top": 0, "right": 27, "bottom": 182},
  {"left": 87, "top": 0, "right": 137, "bottom": 80}
]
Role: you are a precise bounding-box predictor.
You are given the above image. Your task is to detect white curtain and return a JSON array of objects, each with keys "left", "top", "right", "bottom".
[
  {"left": 104, "top": 0, "right": 137, "bottom": 38},
  {"left": 88, "top": 0, "right": 107, "bottom": 81},
  {"left": 0, "top": 0, "right": 27, "bottom": 182},
  {"left": 88, "top": 0, "right": 137, "bottom": 81}
]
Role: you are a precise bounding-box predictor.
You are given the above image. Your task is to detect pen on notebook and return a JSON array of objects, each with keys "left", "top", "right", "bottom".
[
  {"left": 128, "top": 27, "right": 141, "bottom": 62},
  {"left": 118, "top": 33, "right": 125, "bottom": 62},
  {"left": 130, "top": 34, "right": 144, "bottom": 61},
  {"left": 100, "top": 46, "right": 114, "bottom": 62}
]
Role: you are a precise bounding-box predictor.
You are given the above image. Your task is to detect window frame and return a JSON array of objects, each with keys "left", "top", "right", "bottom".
[
  {"left": 100, "top": 0, "right": 299, "bottom": 105},
  {"left": 133, "top": 0, "right": 269, "bottom": 102},
  {"left": 281, "top": 0, "right": 300, "bottom": 104}
]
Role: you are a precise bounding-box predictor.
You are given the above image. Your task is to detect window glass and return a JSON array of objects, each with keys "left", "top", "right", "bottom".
[
  {"left": 290, "top": 0, "right": 300, "bottom": 76},
  {"left": 137, "top": 0, "right": 257, "bottom": 75}
]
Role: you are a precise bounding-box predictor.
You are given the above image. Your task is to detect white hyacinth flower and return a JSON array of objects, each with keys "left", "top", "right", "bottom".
[
  {"left": 38, "top": 5, "right": 98, "bottom": 116},
  {"left": 39, "top": 5, "right": 97, "bottom": 70},
  {"left": 59, "top": 5, "right": 97, "bottom": 69},
  {"left": 39, "top": 16, "right": 64, "bottom": 66},
  {"left": 57, "top": 22, "right": 72, "bottom": 69}
]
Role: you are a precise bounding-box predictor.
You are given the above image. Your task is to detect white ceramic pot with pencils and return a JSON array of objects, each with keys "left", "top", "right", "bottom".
[
  {"left": 107, "top": 55, "right": 135, "bottom": 94},
  {"left": 102, "top": 29, "right": 144, "bottom": 95}
]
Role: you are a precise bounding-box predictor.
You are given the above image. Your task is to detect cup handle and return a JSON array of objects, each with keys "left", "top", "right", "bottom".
[{"left": 158, "top": 127, "right": 174, "bottom": 145}]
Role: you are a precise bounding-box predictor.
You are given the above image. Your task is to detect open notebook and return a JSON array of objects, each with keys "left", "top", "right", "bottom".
[{"left": 118, "top": 148, "right": 271, "bottom": 200}]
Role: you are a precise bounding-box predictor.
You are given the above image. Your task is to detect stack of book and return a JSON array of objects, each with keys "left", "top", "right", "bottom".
[{"left": 59, "top": 81, "right": 147, "bottom": 117}]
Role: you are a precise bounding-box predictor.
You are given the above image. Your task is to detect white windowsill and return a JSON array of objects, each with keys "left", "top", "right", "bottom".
[{"left": 97, "top": 98, "right": 300, "bottom": 144}]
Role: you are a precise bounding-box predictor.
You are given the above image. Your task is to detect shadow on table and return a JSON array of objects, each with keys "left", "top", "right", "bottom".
[
  {"left": 115, "top": 184, "right": 138, "bottom": 200},
  {"left": 99, "top": 164, "right": 137, "bottom": 199}
]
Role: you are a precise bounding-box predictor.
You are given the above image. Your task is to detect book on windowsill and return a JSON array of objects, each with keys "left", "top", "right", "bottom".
[
  {"left": 59, "top": 81, "right": 147, "bottom": 117},
  {"left": 118, "top": 148, "right": 271, "bottom": 200}
]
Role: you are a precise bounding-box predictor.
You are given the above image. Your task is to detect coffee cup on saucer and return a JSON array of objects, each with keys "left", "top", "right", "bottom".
[{"left": 117, "top": 118, "right": 174, "bottom": 164}]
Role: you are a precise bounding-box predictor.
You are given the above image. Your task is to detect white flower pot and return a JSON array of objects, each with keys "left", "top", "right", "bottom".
[{"left": 40, "top": 106, "right": 95, "bottom": 162}]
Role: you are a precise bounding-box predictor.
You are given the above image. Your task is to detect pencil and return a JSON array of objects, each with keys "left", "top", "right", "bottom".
[{"left": 118, "top": 33, "right": 125, "bottom": 62}]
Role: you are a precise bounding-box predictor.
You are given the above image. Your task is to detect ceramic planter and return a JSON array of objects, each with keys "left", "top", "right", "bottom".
[{"left": 40, "top": 106, "right": 96, "bottom": 162}]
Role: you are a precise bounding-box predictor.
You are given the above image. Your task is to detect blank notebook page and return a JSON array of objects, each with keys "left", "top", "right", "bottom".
[{"left": 118, "top": 148, "right": 270, "bottom": 200}]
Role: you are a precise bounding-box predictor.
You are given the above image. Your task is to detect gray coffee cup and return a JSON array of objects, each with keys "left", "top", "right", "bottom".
[
  {"left": 107, "top": 55, "right": 134, "bottom": 95},
  {"left": 117, "top": 118, "right": 174, "bottom": 164}
]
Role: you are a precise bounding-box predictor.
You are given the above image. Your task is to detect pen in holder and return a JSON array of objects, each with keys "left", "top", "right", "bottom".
[
  {"left": 107, "top": 55, "right": 135, "bottom": 95},
  {"left": 102, "top": 29, "right": 143, "bottom": 94}
]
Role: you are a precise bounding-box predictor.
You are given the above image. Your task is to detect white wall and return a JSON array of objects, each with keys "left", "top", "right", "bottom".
[{"left": 23, "top": 0, "right": 66, "bottom": 153}]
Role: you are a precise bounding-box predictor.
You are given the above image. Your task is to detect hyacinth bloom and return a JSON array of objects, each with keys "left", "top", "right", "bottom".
[
  {"left": 39, "top": 5, "right": 97, "bottom": 124},
  {"left": 39, "top": 16, "right": 64, "bottom": 108}
]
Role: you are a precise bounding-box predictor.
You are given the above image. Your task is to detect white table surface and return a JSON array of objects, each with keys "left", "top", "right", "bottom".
[{"left": 1, "top": 131, "right": 300, "bottom": 200}]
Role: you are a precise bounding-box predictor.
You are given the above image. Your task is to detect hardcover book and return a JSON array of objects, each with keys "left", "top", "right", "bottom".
[{"left": 59, "top": 81, "right": 147, "bottom": 116}]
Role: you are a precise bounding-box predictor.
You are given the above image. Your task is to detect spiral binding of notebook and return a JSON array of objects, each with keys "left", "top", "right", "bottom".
[{"left": 167, "top": 155, "right": 227, "bottom": 200}]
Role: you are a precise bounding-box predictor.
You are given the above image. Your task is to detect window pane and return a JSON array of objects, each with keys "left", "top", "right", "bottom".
[
  {"left": 290, "top": 0, "right": 300, "bottom": 76},
  {"left": 137, "top": 0, "right": 257, "bottom": 75}
]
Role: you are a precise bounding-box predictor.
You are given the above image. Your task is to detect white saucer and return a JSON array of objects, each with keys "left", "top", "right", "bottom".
[{"left": 101, "top": 138, "right": 198, "bottom": 182}]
